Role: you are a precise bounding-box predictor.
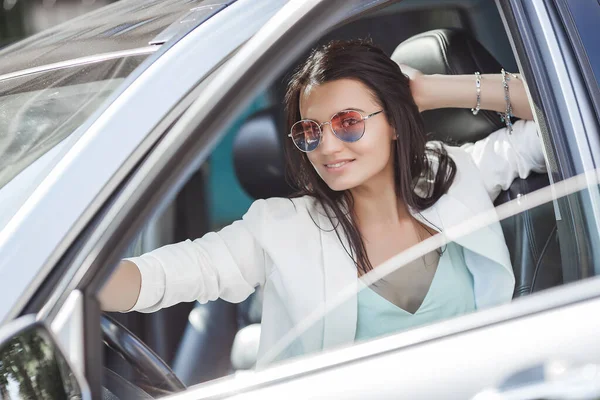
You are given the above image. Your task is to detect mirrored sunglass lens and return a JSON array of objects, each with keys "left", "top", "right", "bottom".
[
  {"left": 331, "top": 110, "right": 364, "bottom": 142},
  {"left": 291, "top": 121, "right": 320, "bottom": 151}
]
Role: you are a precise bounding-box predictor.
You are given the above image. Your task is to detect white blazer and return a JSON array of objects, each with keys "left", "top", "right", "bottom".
[{"left": 126, "top": 120, "right": 546, "bottom": 366}]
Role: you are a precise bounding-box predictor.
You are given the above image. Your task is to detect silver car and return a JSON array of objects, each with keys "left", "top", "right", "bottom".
[{"left": 1, "top": 0, "right": 600, "bottom": 399}]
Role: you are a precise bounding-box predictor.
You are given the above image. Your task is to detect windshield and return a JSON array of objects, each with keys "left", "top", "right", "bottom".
[
  {"left": 0, "top": 0, "right": 223, "bottom": 76},
  {"left": 0, "top": 0, "right": 229, "bottom": 231},
  {"left": 0, "top": 54, "right": 148, "bottom": 230}
]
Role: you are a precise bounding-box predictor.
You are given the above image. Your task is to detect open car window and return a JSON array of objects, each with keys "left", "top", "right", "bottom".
[{"left": 89, "top": 0, "right": 600, "bottom": 397}]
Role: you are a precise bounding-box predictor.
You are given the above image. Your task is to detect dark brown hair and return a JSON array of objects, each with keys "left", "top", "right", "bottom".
[{"left": 284, "top": 39, "right": 456, "bottom": 274}]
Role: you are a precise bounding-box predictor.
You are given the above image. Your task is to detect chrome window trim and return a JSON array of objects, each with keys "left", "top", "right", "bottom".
[
  {"left": 0, "top": 46, "right": 159, "bottom": 83},
  {"left": 0, "top": 0, "right": 288, "bottom": 324}
]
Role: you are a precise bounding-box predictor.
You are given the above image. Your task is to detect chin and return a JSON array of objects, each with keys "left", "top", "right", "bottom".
[{"left": 323, "top": 177, "right": 362, "bottom": 192}]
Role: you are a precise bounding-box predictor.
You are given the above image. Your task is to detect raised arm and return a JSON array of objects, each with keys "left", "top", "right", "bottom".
[
  {"left": 399, "top": 65, "right": 546, "bottom": 201},
  {"left": 401, "top": 64, "right": 533, "bottom": 120}
]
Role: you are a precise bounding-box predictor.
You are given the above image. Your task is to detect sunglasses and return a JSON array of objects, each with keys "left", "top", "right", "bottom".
[{"left": 288, "top": 109, "right": 384, "bottom": 152}]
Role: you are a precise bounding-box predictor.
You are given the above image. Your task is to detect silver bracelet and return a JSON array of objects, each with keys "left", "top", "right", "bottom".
[
  {"left": 499, "top": 68, "right": 514, "bottom": 134},
  {"left": 471, "top": 71, "right": 482, "bottom": 115}
]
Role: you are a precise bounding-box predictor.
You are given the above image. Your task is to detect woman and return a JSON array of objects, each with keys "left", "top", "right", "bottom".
[{"left": 100, "top": 39, "right": 546, "bottom": 366}]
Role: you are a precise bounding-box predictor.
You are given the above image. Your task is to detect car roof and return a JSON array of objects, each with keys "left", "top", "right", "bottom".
[{"left": 0, "top": 0, "right": 232, "bottom": 77}]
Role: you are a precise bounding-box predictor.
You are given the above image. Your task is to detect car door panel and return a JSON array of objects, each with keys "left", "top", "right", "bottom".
[{"left": 208, "top": 291, "right": 600, "bottom": 400}]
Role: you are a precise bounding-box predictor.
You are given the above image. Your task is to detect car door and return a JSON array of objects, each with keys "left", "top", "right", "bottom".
[
  {"left": 175, "top": 0, "right": 600, "bottom": 398},
  {"left": 129, "top": 0, "right": 600, "bottom": 398}
]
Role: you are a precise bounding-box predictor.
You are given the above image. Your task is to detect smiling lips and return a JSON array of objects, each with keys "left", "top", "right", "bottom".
[{"left": 324, "top": 159, "right": 355, "bottom": 169}]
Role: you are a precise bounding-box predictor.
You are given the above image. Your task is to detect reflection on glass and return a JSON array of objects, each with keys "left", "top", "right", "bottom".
[
  {"left": 0, "top": 55, "right": 147, "bottom": 191},
  {"left": 0, "top": 55, "right": 149, "bottom": 233},
  {"left": 0, "top": 327, "right": 81, "bottom": 400}
]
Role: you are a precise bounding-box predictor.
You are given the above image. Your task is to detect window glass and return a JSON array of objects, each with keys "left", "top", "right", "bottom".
[
  {"left": 207, "top": 94, "right": 269, "bottom": 230},
  {"left": 0, "top": 0, "right": 222, "bottom": 76}
]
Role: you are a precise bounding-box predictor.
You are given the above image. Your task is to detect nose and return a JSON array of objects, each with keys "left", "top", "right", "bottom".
[{"left": 318, "top": 123, "right": 344, "bottom": 155}]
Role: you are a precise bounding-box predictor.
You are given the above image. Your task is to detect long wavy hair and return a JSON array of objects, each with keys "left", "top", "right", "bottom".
[{"left": 283, "top": 39, "right": 456, "bottom": 274}]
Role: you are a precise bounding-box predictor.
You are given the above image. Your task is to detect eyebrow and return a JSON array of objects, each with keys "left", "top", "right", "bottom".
[
  {"left": 304, "top": 107, "right": 368, "bottom": 121},
  {"left": 347, "top": 107, "right": 367, "bottom": 113}
]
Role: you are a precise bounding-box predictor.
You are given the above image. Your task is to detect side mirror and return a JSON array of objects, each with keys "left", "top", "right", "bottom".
[{"left": 0, "top": 317, "right": 85, "bottom": 399}]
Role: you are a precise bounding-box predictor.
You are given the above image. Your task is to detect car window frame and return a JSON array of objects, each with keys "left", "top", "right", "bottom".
[
  {"left": 30, "top": 0, "right": 600, "bottom": 398},
  {"left": 497, "top": 0, "right": 600, "bottom": 282},
  {"left": 549, "top": 0, "right": 600, "bottom": 124}
]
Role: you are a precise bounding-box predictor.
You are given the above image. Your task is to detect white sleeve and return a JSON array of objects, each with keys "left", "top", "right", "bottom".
[
  {"left": 125, "top": 203, "right": 267, "bottom": 313},
  {"left": 460, "top": 120, "right": 547, "bottom": 201}
]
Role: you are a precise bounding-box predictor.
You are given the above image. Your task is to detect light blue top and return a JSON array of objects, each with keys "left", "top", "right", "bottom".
[{"left": 355, "top": 242, "right": 476, "bottom": 341}]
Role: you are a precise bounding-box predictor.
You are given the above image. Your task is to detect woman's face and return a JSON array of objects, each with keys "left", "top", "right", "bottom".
[{"left": 299, "top": 78, "right": 396, "bottom": 192}]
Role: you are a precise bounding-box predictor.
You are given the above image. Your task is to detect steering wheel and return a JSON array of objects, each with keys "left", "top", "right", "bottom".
[{"left": 101, "top": 314, "right": 186, "bottom": 397}]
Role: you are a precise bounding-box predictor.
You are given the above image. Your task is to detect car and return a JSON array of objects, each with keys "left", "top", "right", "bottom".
[{"left": 1, "top": 0, "right": 600, "bottom": 398}]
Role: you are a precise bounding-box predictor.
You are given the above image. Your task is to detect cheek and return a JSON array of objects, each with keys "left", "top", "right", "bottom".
[
  {"left": 306, "top": 153, "right": 326, "bottom": 179},
  {"left": 306, "top": 152, "right": 319, "bottom": 168},
  {"left": 354, "top": 126, "right": 394, "bottom": 159}
]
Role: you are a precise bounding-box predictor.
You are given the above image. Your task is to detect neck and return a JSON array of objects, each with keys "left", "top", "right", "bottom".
[{"left": 350, "top": 168, "right": 410, "bottom": 228}]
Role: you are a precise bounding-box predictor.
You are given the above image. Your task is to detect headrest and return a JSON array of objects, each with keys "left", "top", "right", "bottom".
[
  {"left": 233, "top": 107, "right": 293, "bottom": 199},
  {"left": 391, "top": 28, "right": 505, "bottom": 144}
]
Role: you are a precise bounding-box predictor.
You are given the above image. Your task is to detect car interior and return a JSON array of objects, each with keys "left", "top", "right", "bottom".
[{"left": 102, "top": 0, "right": 563, "bottom": 395}]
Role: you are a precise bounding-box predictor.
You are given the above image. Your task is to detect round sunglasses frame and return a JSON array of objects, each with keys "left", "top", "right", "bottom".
[{"left": 288, "top": 109, "right": 384, "bottom": 153}]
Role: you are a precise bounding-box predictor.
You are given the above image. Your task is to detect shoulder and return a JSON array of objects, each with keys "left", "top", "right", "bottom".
[
  {"left": 426, "top": 140, "right": 473, "bottom": 166},
  {"left": 240, "top": 196, "right": 323, "bottom": 246},
  {"left": 425, "top": 140, "right": 493, "bottom": 210},
  {"left": 420, "top": 140, "right": 482, "bottom": 192},
  {"left": 425, "top": 140, "right": 483, "bottom": 179},
  {"left": 243, "top": 195, "right": 318, "bottom": 223}
]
